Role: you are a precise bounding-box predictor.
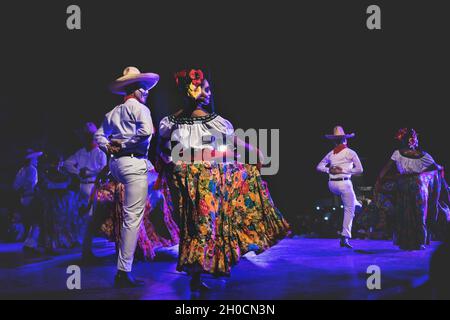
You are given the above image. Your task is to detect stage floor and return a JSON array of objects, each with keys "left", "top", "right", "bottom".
[{"left": 0, "top": 237, "right": 438, "bottom": 300}]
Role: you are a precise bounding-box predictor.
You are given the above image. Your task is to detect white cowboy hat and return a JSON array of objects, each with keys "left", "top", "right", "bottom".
[
  {"left": 325, "top": 126, "right": 355, "bottom": 139},
  {"left": 110, "top": 66, "right": 160, "bottom": 95},
  {"left": 24, "top": 149, "right": 43, "bottom": 160}
]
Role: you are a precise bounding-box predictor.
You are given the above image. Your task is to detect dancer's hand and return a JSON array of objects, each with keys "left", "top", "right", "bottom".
[
  {"left": 79, "top": 167, "right": 88, "bottom": 179},
  {"left": 110, "top": 139, "right": 122, "bottom": 148},
  {"left": 107, "top": 142, "right": 122, "bottom": 155},
  {"left": 329, "top": 166, "right": 343, "bottom": 174}
]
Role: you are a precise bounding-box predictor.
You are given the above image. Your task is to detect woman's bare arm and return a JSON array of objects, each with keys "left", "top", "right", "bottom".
[{"left": 375, "top": 160, "right": 395, "bottom": 191}]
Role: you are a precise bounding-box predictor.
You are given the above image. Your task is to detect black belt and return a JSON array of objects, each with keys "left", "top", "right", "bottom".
[
  {"left": 113, "top": 153, "right": 146, "bottom": 159},
  {"left": 329, "top": 177, "right": 350, "bottom": 181}
]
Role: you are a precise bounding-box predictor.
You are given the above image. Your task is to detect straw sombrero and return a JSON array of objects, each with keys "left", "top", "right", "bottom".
[
  {"left": 24, "top": 149, "right": 43, "bottom": 160},
  {"left": 325, "top": 126, "right": 355, "bottom": 139},
  {"left": 110, "top": 66, "right": 160, "bottom": 95}
]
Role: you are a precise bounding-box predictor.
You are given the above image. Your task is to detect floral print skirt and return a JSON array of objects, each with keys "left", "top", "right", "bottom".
[{"left": 172, "top": 162, "right": 290, "bottom": 276}]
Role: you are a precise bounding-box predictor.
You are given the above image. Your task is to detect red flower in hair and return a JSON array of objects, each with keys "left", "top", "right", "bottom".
[
  {"left": 189, "top": 69, "right": 204, "bottom": 86},
  {"left": 395, "top": 128, "right": 408, "bottom": 141}
]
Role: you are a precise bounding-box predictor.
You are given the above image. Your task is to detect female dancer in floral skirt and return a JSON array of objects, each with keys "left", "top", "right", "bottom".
[{"left": 158, "top": 68, "right": 290, "bottom": 291}]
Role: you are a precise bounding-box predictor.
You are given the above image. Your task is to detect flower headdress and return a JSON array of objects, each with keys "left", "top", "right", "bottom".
[
  {"left": 395, "top": 128, "right": 419, "bottom": 149},
  {"left": 174, "top": 69, "right": 205, "bottom": 99}
]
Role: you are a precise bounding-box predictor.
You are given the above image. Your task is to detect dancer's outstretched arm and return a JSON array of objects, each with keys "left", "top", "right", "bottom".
[
  {"left": 375, "top": 160, "right": 394, "bottom": 191},
  {"left": 234, "top": 135, "right": 265, "bottom": 169}
]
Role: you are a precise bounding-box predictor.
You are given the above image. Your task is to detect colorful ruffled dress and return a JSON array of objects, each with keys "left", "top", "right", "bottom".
[
  {"left": 376, "top": 150, "right": 449, "bottom": 250},
  {"left": 159, "top": 113, "right": 290, "bottom": 276},
  {"left": 39, "top": 168, "right": 79, "bottom": 250}
]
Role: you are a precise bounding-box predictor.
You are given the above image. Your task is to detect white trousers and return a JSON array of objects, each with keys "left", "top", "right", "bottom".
[
  {"left": 79, "top": 183, "right": 95, "bottom": 215},
  {"left": 79, "top": 182, "right": 95, "bottom": 253},
  {"left": 22, "top": 197, "right": 38, "bottom": 249},
  {"left": 328, "top": 180, "right": 358, "bottom": 238},
  {"left": 110, "top": 156, "right": 150, "bottom": 272}
]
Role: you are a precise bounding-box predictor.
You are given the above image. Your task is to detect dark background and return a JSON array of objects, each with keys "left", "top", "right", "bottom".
[{"left": 1, "top": 1, "right": 448, "bottom": 224}]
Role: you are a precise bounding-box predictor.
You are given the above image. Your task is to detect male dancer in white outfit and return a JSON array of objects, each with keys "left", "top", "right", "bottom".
[
  {"left": 95, "top": 67, "right": 159, "bottom": 287},
  {"left": 316, "top": 126, "right": 363, "bottom": 249},
  {"left": 64, "top": 122, "right": 107, "bottom": 261},
  {"left": 13, "top": 149, "right": 42, "bottom": 253}
]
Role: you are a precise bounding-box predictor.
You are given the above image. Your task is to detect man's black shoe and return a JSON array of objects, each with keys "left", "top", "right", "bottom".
[
  {"left": 340, "top": 236, "right": 353, "bottom": 249},
  {"left": 114, "top": 270, "right": 145, "bottom": 288}
]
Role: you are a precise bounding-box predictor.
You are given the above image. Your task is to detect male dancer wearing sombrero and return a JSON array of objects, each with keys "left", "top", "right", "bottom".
[
  {"left": 13, "top": 149, "right": 43, "bottom": 254},
  {"left": 316, "top": 126, "right": 363, "bottom": 249},
  {"left": 64, "top": 122, "right": 107, "bottom": 263},
  {"left": 95, "top": 66, "right": 159, "bottom": 287}
]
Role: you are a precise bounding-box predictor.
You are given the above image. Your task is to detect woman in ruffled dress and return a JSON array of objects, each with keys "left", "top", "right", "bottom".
[
  {"left": 376, "top": 128, "right": 447, "bottom": 250},
  {"left": 39, "top": 152, "right": 79, "bottom": 252},
  {"left": 158, "top": 68, "right": 290, "bottom": 291}
]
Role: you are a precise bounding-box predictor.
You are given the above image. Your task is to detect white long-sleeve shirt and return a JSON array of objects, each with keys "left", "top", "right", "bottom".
[
  {"left": 13, "top": 164, "right": 38, "bottom": 197},
  {"left": 316, "top": 147, "right": 363, "bottom": 179},
  {"left": 63, "top": 147, "right": 107, "bottom": 183},
  {"left": 95, "top": 98, "right": 154, "bottom": 157}
]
